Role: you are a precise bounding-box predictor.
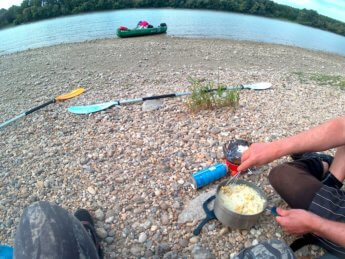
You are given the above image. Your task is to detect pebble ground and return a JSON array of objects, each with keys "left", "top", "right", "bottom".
[{"left": 1, "top": 36, "right": 345, "bottom": 258}]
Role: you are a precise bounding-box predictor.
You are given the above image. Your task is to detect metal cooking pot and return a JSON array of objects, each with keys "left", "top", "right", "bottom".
[{"left": 214, "top": 179, "right": 267, "bottom": 229}]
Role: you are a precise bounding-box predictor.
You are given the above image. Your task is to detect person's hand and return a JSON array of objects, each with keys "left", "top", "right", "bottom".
[
  {"left": 276, "top": 208, "right": 317, "bottom": 235},
  {"left": 237, "top": 142, "right": 279, "bottom": 172}
]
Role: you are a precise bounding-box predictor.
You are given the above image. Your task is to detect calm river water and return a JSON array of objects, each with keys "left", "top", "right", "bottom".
[{"left": 1, "top": 8, "right": 345, "bottom": 56}]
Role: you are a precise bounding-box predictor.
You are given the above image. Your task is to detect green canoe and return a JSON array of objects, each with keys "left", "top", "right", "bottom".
[{"left": 117, "top": 23, "right": 167, "bottom": 38}]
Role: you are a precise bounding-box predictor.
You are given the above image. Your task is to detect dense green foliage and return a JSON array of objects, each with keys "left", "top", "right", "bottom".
[{"left": 1, "top": 0, "right": 345, "bottom": 37}]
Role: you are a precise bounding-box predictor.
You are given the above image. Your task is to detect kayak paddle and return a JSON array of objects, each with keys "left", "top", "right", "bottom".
[
  {"left": 68, "top": 82, "right": 271, "bottom": 115},
  {"left": 0, "top": 88, "right": 85, "bottom": 129}
]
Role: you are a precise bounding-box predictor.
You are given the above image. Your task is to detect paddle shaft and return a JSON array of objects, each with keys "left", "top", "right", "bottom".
[
  {"left": 116, "top": 85, "right": 245, "bottom": 105},
  {"left": 132, "top": 83, "right": 269, "bottom": 103},
  {"left": 68, "top": 82, "right": 271, "bottom": 114},
  {"left": 26, "top": 99, "right": 56, "bottom": 115},
  {"left": 0, "top": 99, "right": 55, "bottom": 129}
]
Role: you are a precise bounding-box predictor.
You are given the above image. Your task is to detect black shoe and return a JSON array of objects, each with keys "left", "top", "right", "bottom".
[
  {"left": 290, "top": 152, "right": 334, "bottom": 166},
  {"left": 74, "top": 209, "right": 104, "bottom": 259}
]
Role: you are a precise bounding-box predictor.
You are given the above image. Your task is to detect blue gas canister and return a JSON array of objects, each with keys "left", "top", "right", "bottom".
[
  {"left": 0, "top": 245, "right": 13, "bottom": 259},
  {"left": 191, "top": 162, "right": 228, "bottom": 189}
]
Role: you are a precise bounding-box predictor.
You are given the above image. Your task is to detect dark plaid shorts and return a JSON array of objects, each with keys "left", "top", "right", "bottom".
[
  {"left": 269, "top": 158, "right": 345, "bottom": 257},
  {"left": 309, "top": 185, "right": 345, "bottom": 257}
]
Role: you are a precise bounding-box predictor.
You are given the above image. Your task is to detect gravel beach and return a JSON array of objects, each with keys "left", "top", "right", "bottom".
[{"left": 1, "top": 36, "right": 345, "bottom": 258}]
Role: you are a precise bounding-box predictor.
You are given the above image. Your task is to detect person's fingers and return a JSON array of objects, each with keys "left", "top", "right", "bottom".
[
  {"left": 276, "top": 207, "right": 289, "bottom": 216},
  {"left": 276, "top": 215, "right": 289, "bottom": 227},
  {"left": 237, "top": 159, "right": 252, "bottom": 172},
  {"left": 275, "top": 216, "right": 284, "bottom": 225}
]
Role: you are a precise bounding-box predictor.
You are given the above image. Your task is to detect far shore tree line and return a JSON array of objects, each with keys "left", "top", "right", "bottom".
[{"left": 0, "top": 0, "right": 345, "bottom": 37}]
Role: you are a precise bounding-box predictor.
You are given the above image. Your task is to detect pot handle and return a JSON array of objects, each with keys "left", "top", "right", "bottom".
[
  {"left": 193, "top": 195, "right": 217, "bottom": 235},
  {"left": 265, "top": 206, "right": 278, "bottom": 216},
  {"left": 193, "top": 217, "right": 213, "bottom": 235}
]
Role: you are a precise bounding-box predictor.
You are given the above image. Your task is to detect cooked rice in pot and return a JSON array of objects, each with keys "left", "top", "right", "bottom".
[{"left": 219, "top": 184, "right": 265, "bottom": 215}]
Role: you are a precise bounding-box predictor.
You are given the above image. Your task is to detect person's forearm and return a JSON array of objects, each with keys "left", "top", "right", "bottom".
[
  {"left": 272, "top": 116, "right": 345, "bottom": 158},
  {"left": 311, "top": 215, "right": 345, "bottom": 247}
]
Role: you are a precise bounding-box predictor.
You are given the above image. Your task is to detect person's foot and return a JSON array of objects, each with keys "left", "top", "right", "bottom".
[
  {"left": 290, "top": 152, "right": 334, "bottom": 166},
  {"left": 74, "top": 209, "right": 103, "bottom": 259}
]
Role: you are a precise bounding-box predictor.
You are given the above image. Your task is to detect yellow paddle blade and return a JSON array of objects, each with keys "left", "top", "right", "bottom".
[{"left": 55, "top": 87, "right": 85, "bottom": 101}]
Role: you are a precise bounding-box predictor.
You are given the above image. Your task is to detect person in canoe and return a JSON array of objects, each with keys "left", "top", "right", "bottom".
[{"left": 137, "top": 20, "right": 149, "bottom": 29}]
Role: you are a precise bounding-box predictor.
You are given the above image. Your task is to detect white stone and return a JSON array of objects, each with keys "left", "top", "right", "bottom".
[
  {"left": 190, "top": 236, "right": 199, "bottom": 244},
  {"left": 87, "top": 186, "right": 96, "bottom": 195},
  {"left": 218, "top": 227, "right": 229, "bottom": 236},
  {"left": 96, "top": 228, "right": 107, "bottom": 239},
  {"left": 178, "top": 179, "right": 184, "bottom": 185},
  {"left": 138, "top": 232, "right": 147, "bottom": 243},
  {"left": 252, "top": 239, "right": 259, "bottom": 246},
  {"left": 150, "top": 225, "right": 158, "bottom": 232},
  {"left": 105, "top": 216, "right": 114, "bottom": 223},
  {"left": 178, "top": 189, "right": 216, "bottom": 224},
  {"left": 142, "top": 99, "right": 163, "bottom": 112},
  {"left": 95, "top": 209, "right": 104, "bottom": 220}
]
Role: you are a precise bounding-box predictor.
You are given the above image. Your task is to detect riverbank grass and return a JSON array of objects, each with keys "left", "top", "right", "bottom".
[
  {"left": 187, "top": 78, "right": 239, "bottom": 112},
  {"left": 294, "top": 72, "right": 345, "bottom": 90}
]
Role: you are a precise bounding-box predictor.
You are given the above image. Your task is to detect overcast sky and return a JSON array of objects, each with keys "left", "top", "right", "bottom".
[
  {"left": 0, "top": 0, "right": 22, "bottom": 9},
  {"left": 1, "top": 0, "right": 345, "bottom": 23},
  {"left": 273, "top": 0, "right": 345, "bottom": 22}
]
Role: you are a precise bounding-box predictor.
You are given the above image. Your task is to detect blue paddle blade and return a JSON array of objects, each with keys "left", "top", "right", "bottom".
[{"left": 68, "top": 101, "right": 118, "bottom": 114}]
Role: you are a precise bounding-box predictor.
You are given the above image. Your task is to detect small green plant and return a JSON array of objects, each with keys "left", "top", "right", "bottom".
[
  {"left": 293, "top": 72, "right": 345, "bottom": 90},
  {"left": 187, "top": 78, "right": 239, "bottom": 112},
  {"left": 292, "top": 71, "right": 308, "bottom": 83}
]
